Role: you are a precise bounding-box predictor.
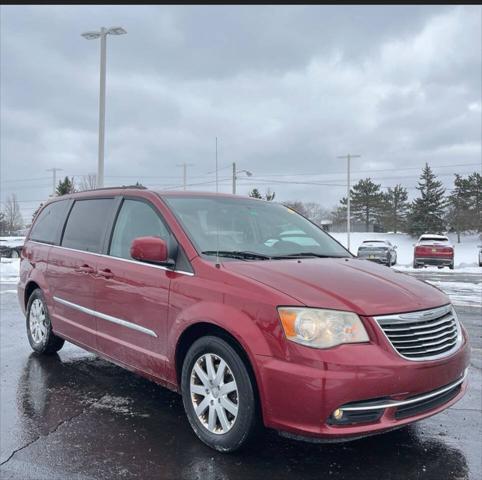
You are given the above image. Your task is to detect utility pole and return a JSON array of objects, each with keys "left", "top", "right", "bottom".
[
  {"left": 46, "top": 168, "right": 63, "bottom": 196},
  {"left": 177, "top": 162, "right": 193, "bottom": 190},
  {"left": 97, "top": 27, "right": 107, "bottom": 188},
  {"left": 81, "top": 26, "right": 127, "bottom": 188},
  {"left": 215, "top": 137, "right": 219, "bottom": 193},
  {"left": 337, "top": 154, "right": 361, "bottom": 251},
  {"left": 232, "top": 162, "right": 253, "bottom": 195}
]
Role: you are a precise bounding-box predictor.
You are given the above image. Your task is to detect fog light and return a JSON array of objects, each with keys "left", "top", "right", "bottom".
[{"left": 333, "top": 408, "right": 344, "bottom": 420}]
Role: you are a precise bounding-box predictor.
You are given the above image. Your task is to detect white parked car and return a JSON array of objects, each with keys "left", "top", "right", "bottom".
[{"left": 357, "top": 239, "right": 397, "bottom": 266}]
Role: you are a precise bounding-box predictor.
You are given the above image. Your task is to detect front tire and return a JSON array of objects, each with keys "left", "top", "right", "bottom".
[
  {"left": 26, "top": 289, "right": 64, "bottom": 354},
  {"left": 181, "top": 336, "right": 257, "bottom": 452}
]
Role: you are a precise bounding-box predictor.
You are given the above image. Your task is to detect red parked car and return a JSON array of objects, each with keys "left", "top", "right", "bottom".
[
  {"left": 413, "top": 234, "right": 454, "bottom": 269},
  {"left": 18, "top": 188, "right": 469, "bottom": 451}
]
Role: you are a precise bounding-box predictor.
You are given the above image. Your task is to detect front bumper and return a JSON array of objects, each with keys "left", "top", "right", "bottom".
[{"left": 255, "top": 330, "right": 470, "bottom": 440}]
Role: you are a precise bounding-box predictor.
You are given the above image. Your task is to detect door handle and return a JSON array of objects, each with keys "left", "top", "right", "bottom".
[
  {"left": 97, "top": 268, "right": 113, "bottom": 279},
  {"left": 74, "top": 264, "right": 95, "bottom": 274}
]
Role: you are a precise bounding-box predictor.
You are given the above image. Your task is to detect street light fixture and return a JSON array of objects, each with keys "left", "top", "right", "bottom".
[
  {"left": 232, "top": 162, "right": 253, "bottom": 194},
  {"left": 81, "top": 26, "right": 127, "bottom": 188}
]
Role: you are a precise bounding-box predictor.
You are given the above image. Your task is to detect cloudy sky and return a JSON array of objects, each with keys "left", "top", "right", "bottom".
[{"left": 1, "top": 5, "right": 481, "bottom": 220}]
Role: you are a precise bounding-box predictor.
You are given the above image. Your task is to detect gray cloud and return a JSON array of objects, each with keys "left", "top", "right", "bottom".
[{"left": 1, "top": 5, "right": 480, "bottom": 220}]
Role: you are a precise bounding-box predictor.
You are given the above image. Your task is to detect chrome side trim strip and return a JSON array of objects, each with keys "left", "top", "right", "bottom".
[
  {"left": 53, "top": 296, "right": 158, "bottom": 338},
  {"left": 341, "top": 369, "right": 468, "bottom": 412},
  {"left": 29, "top": 240, "right": 194, "bottom": 276}
]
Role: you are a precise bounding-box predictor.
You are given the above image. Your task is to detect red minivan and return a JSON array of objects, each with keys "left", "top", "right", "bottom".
[{"left": 18, "top": 188, "right": 470, "bottom": 452}]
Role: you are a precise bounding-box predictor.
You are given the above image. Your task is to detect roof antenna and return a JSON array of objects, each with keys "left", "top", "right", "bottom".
[
  {"left": 215, "top": 136, "right": 221, "bottom": 268},
  {"left": 215, "top": 205, "right": 221, "bottom": 269}
]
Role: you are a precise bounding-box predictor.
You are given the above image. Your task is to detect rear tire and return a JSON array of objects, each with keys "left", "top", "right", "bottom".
[
  {"left": 181, "top": 336, "right": 257, "bottom": 452},
  {"left": 449, "top": 263, "right": 454, "bottom": 270},
  {"left": 26, "top": 289, "right": 64, "bottom": 354}
]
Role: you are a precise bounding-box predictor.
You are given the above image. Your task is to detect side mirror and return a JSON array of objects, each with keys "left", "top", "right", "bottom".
[{"left": 130, "top": 236, "right": 171, "bottom": 265}]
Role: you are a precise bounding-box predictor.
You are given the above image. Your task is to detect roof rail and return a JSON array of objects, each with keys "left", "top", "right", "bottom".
[{"left": 81, "top": 185, "right": 148, "bottom": 192}]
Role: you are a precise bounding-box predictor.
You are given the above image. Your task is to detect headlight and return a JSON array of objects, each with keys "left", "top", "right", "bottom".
[{"left": 277, "top": 307, "right": 369, "bottom": 349}]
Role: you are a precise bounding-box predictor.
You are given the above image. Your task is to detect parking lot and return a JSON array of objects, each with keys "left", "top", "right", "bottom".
[{"left": 1, "top": 278, "right": 481, "bottom": 480}]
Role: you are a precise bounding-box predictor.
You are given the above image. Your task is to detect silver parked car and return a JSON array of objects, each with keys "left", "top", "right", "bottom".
[{"left": 357, "top": 239, "right": 397, "bottom": 266}]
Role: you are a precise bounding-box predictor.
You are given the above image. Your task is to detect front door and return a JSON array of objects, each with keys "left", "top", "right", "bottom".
[{"left": 93, "top": 198, "right": 172, "bottom": 379}]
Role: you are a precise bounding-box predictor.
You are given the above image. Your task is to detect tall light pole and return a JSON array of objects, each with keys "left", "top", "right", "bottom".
[
  {"left": 81, "top": 26, "right": 127, "bottom": 188},
  {"left": 337, "top": 153, "right": 361, "bottom": 252},
  {"left": 232, "top": 162, "right": 253, "bottom": 194}
]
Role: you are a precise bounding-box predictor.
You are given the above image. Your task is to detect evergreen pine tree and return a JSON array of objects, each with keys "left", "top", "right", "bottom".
[
  {"left": 407, "top": 164, "right": 446, "bottom": 237},
  {"left": 249, "top": 188, "right": 275, "bottom": 201},
  {"left": 380, "top": 184, "right": 409, "bottom": 233},
  {"left": 340, "top": 178, "right": 384, "bottom": 231},
  {"left": 447, "top": 174, "right": 472, "bottom": 243},
  {"left": 56, "top": 176, "right": 76, "bottom": 196},
  {"left": 249, "top": 188, "right": 263, "bottom": 199},
  {"left": 467, "top": 172, "right": 481, "bottom": 232}
]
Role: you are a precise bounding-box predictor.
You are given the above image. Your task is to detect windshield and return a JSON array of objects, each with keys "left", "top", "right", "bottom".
[{"left": 164, "top": 196, "right": 350, "bottom": 259}]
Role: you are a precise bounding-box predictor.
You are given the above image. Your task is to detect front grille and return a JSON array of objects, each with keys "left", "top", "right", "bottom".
[{"left": 374, "top": 305, "right": 461, "bottom": 361}]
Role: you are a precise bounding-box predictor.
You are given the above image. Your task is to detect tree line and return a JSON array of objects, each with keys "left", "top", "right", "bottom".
[
  {"left": 2, "top": 166, "right": 480, "bottom": 239},
  {"left": 275, "top": 164, "right": 481, "bottom": 241}
]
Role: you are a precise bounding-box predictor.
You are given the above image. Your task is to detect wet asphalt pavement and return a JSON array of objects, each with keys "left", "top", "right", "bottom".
[{"left": 0, "top": 276, "right": 481, "bottom": 480}]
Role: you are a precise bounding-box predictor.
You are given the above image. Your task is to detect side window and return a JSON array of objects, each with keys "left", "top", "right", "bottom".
[
  {"left": 62, "top": 199, "right": 115, "bottom": 253},
  {"left": 110, "top": 200, "right": 170, "bottom": 260},
  {"left": 29, "top": 200, "right": 69, "bottom": 245}
]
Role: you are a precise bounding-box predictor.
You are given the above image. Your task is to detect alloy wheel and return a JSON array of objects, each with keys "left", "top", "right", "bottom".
[
  {"left": 29, "top": 299, "right": 48, "bottom": 344},
  {"left": 190, "top": 353, "right": 239, "bottom": 434}
]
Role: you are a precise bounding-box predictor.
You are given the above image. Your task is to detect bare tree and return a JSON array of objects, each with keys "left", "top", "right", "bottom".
[
  {"left": 303, "top": 202, "right": 331, "bottom": 225},
  {"left": 283, "top": 201, "right": 330, "bottom": 224},
  {"left": 77, "top": 174, "right": 97, "bottom": 191},
  {"left": 4, "top": 194, "right": 23, "bottom": 234}
]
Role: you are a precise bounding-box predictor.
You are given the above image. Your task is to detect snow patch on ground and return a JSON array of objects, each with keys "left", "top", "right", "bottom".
[
  {"left": 0, "top": 258, "right": 20, "bottom": 283},
  {"left": 425, "top": 281, "right": 482, "bottom": 308},
  {"left": 330, "top": 232, "right": 481, "bottom": 269},
  {"left": 90, "top": 394, "right": 150, "bottom": 418}
]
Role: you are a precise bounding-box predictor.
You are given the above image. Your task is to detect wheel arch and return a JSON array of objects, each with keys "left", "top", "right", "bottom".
[
  {"left": 24, "top": 280, "right": 41, "bottom": 309},
  {"left": 175, "top": 322, "right": 264, "bottom": 420}
]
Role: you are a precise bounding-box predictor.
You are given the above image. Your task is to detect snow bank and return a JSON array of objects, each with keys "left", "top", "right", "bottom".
[
  {"left": 330, "top": 232, "right": 481, "bottom": 269},
  {"left": 0, "top": 258, "right": 20, "bottom": 283},
  {"left": 0, "top": 236, "right": 25, "bottom": 248}
]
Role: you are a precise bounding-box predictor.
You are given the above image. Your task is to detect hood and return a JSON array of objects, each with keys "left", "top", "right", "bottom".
[{"left": 222, "top": 257, "right": 449, "bottom": 316}]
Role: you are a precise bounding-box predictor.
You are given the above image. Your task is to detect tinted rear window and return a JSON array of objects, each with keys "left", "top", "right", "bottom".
[
  {"left": 420, "top": 237, "right": 449, "bottom": 243},
  {"left": 29, "top": 200, "right": 69, "bottom": 245},
  {"left": 62, "top": 199, "right": 115, "bottom": 253}
]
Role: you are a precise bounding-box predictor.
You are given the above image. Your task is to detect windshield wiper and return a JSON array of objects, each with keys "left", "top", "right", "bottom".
[
  {"left": 201, "top": 250, "right": 271, "bottom": 260},
  {"left": 271, "top": 252, "right": 348, "bottom": 259}
]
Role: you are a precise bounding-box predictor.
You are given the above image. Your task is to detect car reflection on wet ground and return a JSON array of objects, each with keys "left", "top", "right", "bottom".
[{"left": 0, "top": 284, "right": 481, "bottom": 480}]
